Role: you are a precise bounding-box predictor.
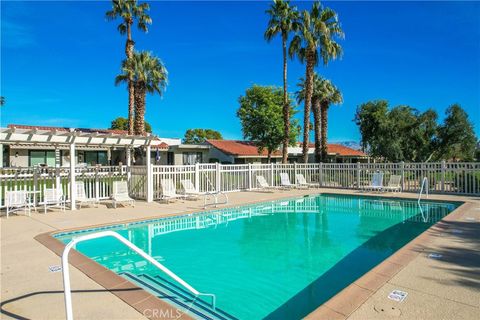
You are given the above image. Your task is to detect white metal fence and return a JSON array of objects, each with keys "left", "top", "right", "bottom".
[
  {"left": 0, "top": 166, "right": 128, "bottom": 208},
  {"left": 126, "top": 162, "right": 480, "bottom": 200},
  {"left": 1, "top": 161, "right": 479, "bottom": 209}
]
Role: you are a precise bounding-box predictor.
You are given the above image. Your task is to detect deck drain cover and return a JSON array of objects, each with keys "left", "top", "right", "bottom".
[
  {"left": 388, "top": 290, "right": 408, "bottom": 302},
  {"left": 374, "top": 304, "right": 402, "bottom": 317},
  {"left": 428, "top": 253, "right": 443, "bottom": 259}
]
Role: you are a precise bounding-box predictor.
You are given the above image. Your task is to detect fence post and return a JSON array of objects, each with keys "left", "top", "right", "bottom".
[
  {"left": 195, "top": 163, "right": 200, "bottom": 192},
  {"left": 400, "top": 161, "right": 405, "bottom": 191},
  {"left": 441, "top": 160, "right": 446, "bottom": 193},
  {"left": 146, "top": 145, "right": 153, "bottom": 202},
  {"left": 216, "top": 162, "right": 221, "bottom": 192},
  {"left": 69, "top": 143, "right": 76, "bottom": 210},
  {"left": 126, "top": 147, "right": 131, "bottom": 183},
  {"left": 319, "top": 162, "right": 323, "bottom": 187},
  {"left": 270, "top": 163, "right": 275, "bottom": 187},
  {"left": 248, "top": 163, "right": 252, "bottom": 190},
  {"left": 294, "top": 162, "right": 298, "bottom": 182},
  {"left": 356, "top": 162, "right": 361, "bottom": 189},
  {"left": 33, "top": 168, "right": 39, "bottom": 207},
  {"left": 95, "top": 166, "right": 100, "bottom": 201}
]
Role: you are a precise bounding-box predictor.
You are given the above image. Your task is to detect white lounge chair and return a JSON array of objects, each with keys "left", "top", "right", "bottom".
[
  {"left": 295, "top": 174, "right": 319, "bottom": 188},
  {"left": 161, "top": 179, "right": 183, "bottom": 203},
  {"left": 75, "top": 181, "right": 99, "bottom": 208},
  {"left": 43, "top": 187, "right": 66, "bottom": 213},
  {"left": 112, "top": 181, "right": 135, "bottom": 208},
  {"left": 180, "top": 179, "right": 203, "bottom": 199},
  {"left": 5, "top": 190, "right": 32, "bottom": 218},
  {"left": 362, "top": 172, "right": 384, "bottom": 191},
  {"left": 383, "top": 175, "right": 402, "bottom": 192},
  {"left": 280, "top": 173, "right": 295, "bottom": 189},
  {"left": 256, "top": 175, "right": 275, "bottom": 192}
]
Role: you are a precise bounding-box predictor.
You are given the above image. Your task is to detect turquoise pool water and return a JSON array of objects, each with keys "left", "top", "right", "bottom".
[{"left": 56, "top": 194, "right": 459, "bottom": 319}]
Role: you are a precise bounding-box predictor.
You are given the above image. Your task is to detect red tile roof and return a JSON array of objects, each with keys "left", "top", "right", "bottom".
[
  {"left": 207, "top": 140, "right": 282, "bottom": 157},
  {"left": 209, "top": 140, "right": 366, "bottom": 157}
]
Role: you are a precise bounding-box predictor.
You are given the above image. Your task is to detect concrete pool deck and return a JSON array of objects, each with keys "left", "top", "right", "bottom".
[{"left": 1, "top": 189, "right": 479, "bottom": 319}]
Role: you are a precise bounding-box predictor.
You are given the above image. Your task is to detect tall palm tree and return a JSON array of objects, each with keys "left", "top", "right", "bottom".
[
  {"left": 116, "top": 51, "right": 168, "bottom": 135},
  {"left": 265, "top": 0, "right": 299, "bottom": 164},
  {"left": 289, "top": 1, "right": 343, "bottom": 163},
  {"left": 106, "top": 0, "right": 151, "bottom": 135},
  {"left": 319, "top": 80, "right": 342, "bottom": 162},
  {"left": 296, "top": 73, "right": 342, "bottom": 162}
]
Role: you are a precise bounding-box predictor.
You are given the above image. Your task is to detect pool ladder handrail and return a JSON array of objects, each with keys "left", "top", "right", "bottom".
[
  {"left": 61, "top": 230, "right": 216, "bottom": 320},
  {"left": 418, "top": 177, "right": 429, "bottom": 203}
]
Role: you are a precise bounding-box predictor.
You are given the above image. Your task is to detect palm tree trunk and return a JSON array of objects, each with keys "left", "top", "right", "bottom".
[
  {"left": 302, "top": 51, "right": 315, "bottom": 163},
  {"left": 281, "top": 32, "right": 289, "bottom": 164},
  {"left": 320, "top": 101, "right": 329, "bottom": 162},
  {"left": 312, "top": 97, "right": 321, "bottom": 162},
  {"left": 134, "top": 83, "right": 146, "bottom": 136},
  {"left": 126, "top": 22, "right": 135, "bottom": 135}
]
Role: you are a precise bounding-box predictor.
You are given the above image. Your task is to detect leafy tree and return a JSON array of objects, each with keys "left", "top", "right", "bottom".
[
  {"left": 289, "top": 1, "right": 343, "bottom": 163},
  {"left": 116, "top": 51, "right": 168, "bottom": 135},
  {"left": 437, "top": 104, "right": 476, "bottom": 161},
  {"left": 110, "top": 116, "right": 152, "bottom": 133},
  {"left": 183, "top": 129, "right": 223, "bottom": 144},
  {"left": 297, "top": 73, "right": 342, "bottom": 162},
  {"left": 237, "top": 85, "right": 299, "bottom": 162},
  {"left": 265, "top": 0, "right": 300, "bottom": 163},
  {"left": 354, "top": 101, "right": 439, "bottom": 162},
  {"left": 106, "top": 0, "right": 151, "bottom": 135}
]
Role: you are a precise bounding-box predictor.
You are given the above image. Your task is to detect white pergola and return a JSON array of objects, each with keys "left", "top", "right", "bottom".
[{"left": 0, "top": 127, "right": 159, "bottom": 209}]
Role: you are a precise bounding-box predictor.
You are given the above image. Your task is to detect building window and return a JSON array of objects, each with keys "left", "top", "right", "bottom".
[
  {"left": 84, "top": 151, "right": 108, "bottom": 166},
  {"left": 167, "top": 152, "right": 174, "bottom": 165},
  {"left": 182, "top": 152, "right": 202, "bottom": 165},
  {"left": 29, "top": 150, "right": 56, "bottom": 167}
]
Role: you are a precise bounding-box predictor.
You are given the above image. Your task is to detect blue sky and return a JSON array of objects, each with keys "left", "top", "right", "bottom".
[{"left": 1, "top": 1, "right": 479, "bottom": 142}]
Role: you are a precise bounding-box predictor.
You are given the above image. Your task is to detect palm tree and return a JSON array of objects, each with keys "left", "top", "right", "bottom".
[
  {"left": 116, "top": 51, "right": 168, "bottom": 135},
  {"left": 106, "top": 0, "right": 151, "bottom": 135},
  {"left": 265, "top": 0, "right": 299, "bottom": 164},
  {"left": 289, "top": 1, "right": 343, "bottom": 163},
  {"left": 296, "top": 73, "right": 342, "bottom": 162}
]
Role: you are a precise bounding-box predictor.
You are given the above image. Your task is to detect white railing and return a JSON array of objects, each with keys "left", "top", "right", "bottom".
[
  {"left": 1, "top": 161, "right": 479, "bottom": 209},
  {"left": 418, "top": 177, "right": 429, "bottom": 203},
  {"left": 147, "top": 161, "right": 479, "bottom": 198},
  {"left": 62, "top": 231, "right": 215, "bottom": 320},
  {"left": 0, "top": 166, "right": 128, "bottom": 208}
]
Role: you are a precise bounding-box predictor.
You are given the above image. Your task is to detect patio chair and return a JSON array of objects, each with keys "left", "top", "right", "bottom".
[
  {"left": 161, "top": 179, "right": 183, "bottom": 203},
  {"left": 255, "top": 175, "right": 275, "bottom": 192},
  {"left": 383, "top": 175, "right": 402, "bottom": 192},
  {"left": 75, "top": 181, "right": 99, "bottom": 208},
  {"left": 279, "top": 173, "right": 295, "bottom": 189},
  {"left": 112, "top": 181, "right": 135, "bottom": 208},
  {"left": 5, "top": 190, "right": 32, "bottom": 218},
  {"left": 43, "top": 187, "right": 66, "bottom": 214},
  {"left": 295, "top": 173, "right": 319, "bottom": 188},
  {"left": 362, "top": 172, "right": 384, "bottom": 191},
  {"left": 180, "top": 179, "right": 203, "bottom": 199}
]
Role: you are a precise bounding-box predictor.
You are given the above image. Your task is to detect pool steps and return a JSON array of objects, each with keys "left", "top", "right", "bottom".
[{"left": 120, "top": 272, "right": 238, "bottom": 320}]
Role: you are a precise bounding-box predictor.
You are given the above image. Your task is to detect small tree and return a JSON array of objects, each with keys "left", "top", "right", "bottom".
[
  {"left": 183, "top": 129, "right": 223, "bottom": 144},
  {"left": 237, "top": 85, "right": 299, "bottom": 162},
  {"left": 110, "top": 116, "right": 152, "bottom": 133},
  {"left": 437, "top": 104, "right": 477, "bottom": 161}
]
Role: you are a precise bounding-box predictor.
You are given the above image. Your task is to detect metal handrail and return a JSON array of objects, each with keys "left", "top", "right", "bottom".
[
  {"left": 61, "top": 230, "right": 216, "bottom": 320},
  {"left": 418, "top": 177, "right": 429, "bottom": 203}
]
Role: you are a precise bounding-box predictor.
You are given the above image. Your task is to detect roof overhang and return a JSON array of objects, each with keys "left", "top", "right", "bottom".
[{"left": 0, "top": 127, "right": 156, "bottom": 147}]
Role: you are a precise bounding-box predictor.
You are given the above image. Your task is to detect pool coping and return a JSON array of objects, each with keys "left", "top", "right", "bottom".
[{"left": 34, "top": 191, "right": 469, "bottom": 320}]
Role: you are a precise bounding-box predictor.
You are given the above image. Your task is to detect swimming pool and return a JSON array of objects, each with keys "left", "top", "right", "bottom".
[{"left": 56, "top": 194, "right": 459, "bottom": 319}]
